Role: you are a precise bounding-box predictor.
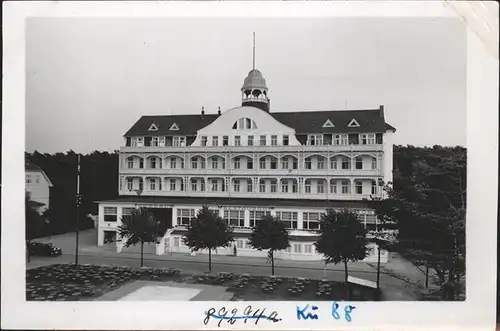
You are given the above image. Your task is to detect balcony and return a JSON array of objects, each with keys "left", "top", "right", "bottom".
[
  {"left": 120, "top": 143, "right": 384, "bottom": 154},
  {"left": 118, "top": 189, "right": 377, "bottom": 201},
  {"left": 119, "top": 167, "right": 383, "bottom": 178}
]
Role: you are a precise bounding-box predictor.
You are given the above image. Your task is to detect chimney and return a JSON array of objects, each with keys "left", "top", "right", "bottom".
[
  {"left": 201, "top": 106, "right": 205, "bottom": 119},
  {"left": 379, "top": 105, "right": 384, "bottom": 118},
  {"left": 217, "top": 106, "right": 221, "bottom": 116}
]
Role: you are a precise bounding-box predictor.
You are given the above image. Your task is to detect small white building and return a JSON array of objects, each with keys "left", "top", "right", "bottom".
[
  {"left": 97, "top": 66, "right": 395, "bottom": 263},
  {"left": 25, "top": 159, "right": 53, "bottom": 214}
]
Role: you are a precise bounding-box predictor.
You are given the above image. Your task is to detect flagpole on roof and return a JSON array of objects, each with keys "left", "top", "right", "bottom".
[{"left": 75, "top": 153, "right": 82, "bottom": 266}]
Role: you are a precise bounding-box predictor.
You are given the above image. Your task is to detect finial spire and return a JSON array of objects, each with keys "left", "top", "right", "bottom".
[{"left": 252, "top": 32, "right": 256, "bottom": 70}]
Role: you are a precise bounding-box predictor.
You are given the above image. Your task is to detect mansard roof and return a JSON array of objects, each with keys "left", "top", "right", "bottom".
[{"left": 124, "top": 107, "right": 394, "bottom": 137}]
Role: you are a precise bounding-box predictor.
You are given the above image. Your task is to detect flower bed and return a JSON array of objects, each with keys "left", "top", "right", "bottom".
[
  {"left": 26, "top": 264, "right": 180, "bottom": 301},
  {"left": 28, "top": 242, "right": 62, "bottom": 257}
]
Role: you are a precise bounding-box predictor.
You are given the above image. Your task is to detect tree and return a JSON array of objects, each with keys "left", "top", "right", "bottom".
[
  {"left": 183, "top": 206, "right": 234, "bottom": 272},
  {"left": 367, "top": 145, "right": 466, "bottom": 299},
  {"left": 314, "top": 209, "right": 368, "bottom": 286},
  {"left": 25, "top": 192, "right": 47, "bottom": 262},
  {"left": 249, "top": 214, "right": 290, "bottom": 275},
  {"left": 118, "top": 207, "right": 160, "bottom": 267}
]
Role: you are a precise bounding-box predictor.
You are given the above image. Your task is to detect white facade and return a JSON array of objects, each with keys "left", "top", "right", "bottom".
[
  {"left": 97, "top": 68, "right": 396, "bottom": 263},
  {"left": 26, "top": 169, "right": 53, "bottom": 213}
]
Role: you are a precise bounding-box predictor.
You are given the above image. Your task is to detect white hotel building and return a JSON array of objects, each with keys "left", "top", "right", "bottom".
[{"left": 97, "top": 67, "right": 396, "bottom": 263}]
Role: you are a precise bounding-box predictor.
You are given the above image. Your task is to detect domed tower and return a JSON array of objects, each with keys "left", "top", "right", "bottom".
[{"left": 241, "top": 33, "right": 270, "bottom": 112}]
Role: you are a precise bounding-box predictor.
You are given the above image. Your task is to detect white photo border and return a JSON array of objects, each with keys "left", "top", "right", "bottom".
[{"left": 2, "top": 1, "right": 498, "bottom": 330}]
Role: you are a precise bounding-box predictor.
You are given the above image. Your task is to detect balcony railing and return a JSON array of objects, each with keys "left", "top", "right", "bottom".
[
  {"left": 118, "top": 189, "right": 377, "bottom": 201},
  {"left": 120, "top": 143, "right": 384, "bottom": 154}
]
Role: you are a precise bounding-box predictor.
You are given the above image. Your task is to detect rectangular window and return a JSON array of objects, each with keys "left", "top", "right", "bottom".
[
  {"left": 368, "top": 134, "right": 375, "bottom": 145},
  {"left": 303, "top": 212, "right": 323, "bottom": 230},
  {"left": 259, "top": 159, "right": 266, "bottom": 169},
  {"left": 192, "top": 159, "right": 198, "bottom": 169},
  {"left": 170, "top": 158, "right": 176, "bottom": 169},
  {"left": 201, "top": 136, "right": 208, "bottom": 146},
  {"left": 275, "top": 211, "right": 298, "bottom": 229},
  {"left": 247, "top": 180, "right": 253, "bottom": 192},
  {"left": 173, "top": 136, "right": 186, "bottom": 147},
  {"left": 305, "top": 244, "right": 313, "bottom": 254},
  {"left": 233, "top": 180, "right": 240, "bottom": 192},
  {"left": 281, "top": 159, "right": 289, "bottom": 169},
  {"left": 225, "top": 210, "right": 245, "bottom": 227},
  {"left": 260, "top": 135, "right": 266, "bottom": 146},
  {"left": 170, "top": 179, "right": 176, "bottom": 191},
  {"left": 341, "top": 157, "right": 350, "bottom": 170},
  {"left": 247, "top": 160, "right": 253, "bottom": 169},
  {"left": 137, "top": 137, "right": 144, "bottom": 147},
  {"left": 248, "top": 136, "right": 254, "bottom": 146},
  {"left": 212, "top": 136, "right": 219, "bottom": 147},
  {"left": 372, "top": 181, "right": 378, "bottom": 195},
  {"left": 270, "top": 180, "right": 277, "bottom": 193},
  {"left": 223, "top": 136, "right": 229, "bottom": 146},
  {"left": 234, "top": 136, "right": 241, "bottom": 146},
  {"left": 305, "top": 158, "right": 312, "bottom": 169},
  {"left": 330, "top": 158, "right": 337, "bottom": 170},
  {"left": 281, "top": 181, "right": 289, "bottom": 193},
  {"left": 191, "top": 181, "right": 198, "bottom": 192},
  {"left": 150, "top": 158, "right": 157, "bottom": 169},
  {"left": 356, "top": 157, "right": 363, "bottom": 170},
  {"left": 165, "top": 136, "right": 173, "bottom": 147},
  {"left": 317, "top": 181, "right": 325, "bottom": 193},
  {"left": 270, "top": 159, "right": 277, "bottom": 169},
  {"left": 330, "top": 180, "right": 337, "bottom": 194},
  {"left": 341, "top": 134, "right": 348, "bottom": 145},
  {"left": 150, "top": 179, "right": 156, "bottom": 191},
  {"left": 138, "top": 158, "right": 144, "bottom": 169},
  {"left": 293, "top": 244, "right": 302, "bottom": 253},
  {"left": 200, "top": 160, "right": 206, "bottom": 169},
  {"left": 234, "top": 157, "right": 240, "bottom": 169},
  {"left": 131, "top": 137, "right": 138, "bottom": 147},
  {"left": 308, "top": 134, "right": 323, "bottom": 146},
  {"left": 283, "top": 135, "right": 289, "bottom": 146},
  {"left": 292, "top": 182, "right": 298, "bottom": 193},
  {"left": 259, "top": 182, "right": 266, "bottom": 193},
  {"left": 212, "top": 158, "right": 218, "bottom": 169},
  {"left": 211, "top": 180, "right": 218, "bottom": 192},
  {"left": 173, "top": 237, "right": 180, "bottom": 248},
  {"left": 293, "top": 160, "right": 298, "bottom": 169},
  {"left": 121, "top": 207, "right": 135, "bottom": 222},
  {"left": 371, "top": 157, "right": 377, "bottom": 170},
  {"left": 159, "top": 137, "right": 165, "bottom": 147},
  {"left": 317, "top": 158, "right": 325, "bottom": 169},
  {"left": 152, "top": 137, "right": 159, "bottom": 147},
  {"left": 305, "top": 181, "right": 311, "bottom": 193},
  {"left": 249, "top": 210, "right": 271, "bottom": 227},
  {"left": 236, "top": 240, "right": 244, "bottom": 249},
  {"left": 177, "top": 209, "right": 196, "bottom": 226},
  {"left": 342, "top": 180, "right": 350, "bottom": 194},
  {"left": 271, "top": 135, "right": 277, "bottom": 146},
  {"left": 104, "top": 207, "right": 117, "bottom": 222},
  {"left": 128, "top": 159, "right": 134, "bottom": 169},
  {"left": 355, "top": 181, "right": 363, "bottom": 194}
]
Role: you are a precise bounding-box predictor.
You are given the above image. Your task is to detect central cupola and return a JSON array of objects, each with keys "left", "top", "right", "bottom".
[{"left": 241, "top": 33, "right": 270, "bottom": 112}]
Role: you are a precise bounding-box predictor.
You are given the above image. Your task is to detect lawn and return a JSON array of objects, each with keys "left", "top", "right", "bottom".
[{"left": 27, "top": 264, "right": 380, "bottom": 301}]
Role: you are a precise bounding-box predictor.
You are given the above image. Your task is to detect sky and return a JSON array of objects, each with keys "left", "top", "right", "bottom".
[{"left": 26, "top": 17, "right": 466, "bottom": 154}]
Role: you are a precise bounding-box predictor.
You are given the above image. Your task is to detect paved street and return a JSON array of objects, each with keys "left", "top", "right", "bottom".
[{"left": 28, "top": 230, "right": 424, "bottom": 300}]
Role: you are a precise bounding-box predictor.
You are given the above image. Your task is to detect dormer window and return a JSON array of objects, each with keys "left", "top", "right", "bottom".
[
  {"left": 348, "top": 118, "right": 360, "bottom": 128},
  {"left": 233, "top": 117, "right": 257, "bottom": 130},
  {"left": 322, "top": 119, "right": 334, "bottom": 128},
  {"left": 169, "top": 123, "right": 180, "bottom": 131},
  {"left": 173, "top": 136, "right": 186, "bottom": 147},
  {"left": 148, "top": 123, "right": 159, "bottom": 131}
]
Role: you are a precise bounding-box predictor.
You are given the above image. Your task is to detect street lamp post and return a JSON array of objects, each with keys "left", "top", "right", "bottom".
[{"left": 75, "top": 154, "right": 82, "bottom": 266}]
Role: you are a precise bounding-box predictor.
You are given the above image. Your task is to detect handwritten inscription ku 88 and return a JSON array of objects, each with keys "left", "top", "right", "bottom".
[
  {"left": 203, "top": 305, "right": 282, "bottom": 327},
  {"left": 296, "top": 302, "right": 356, "bottom": 322}
]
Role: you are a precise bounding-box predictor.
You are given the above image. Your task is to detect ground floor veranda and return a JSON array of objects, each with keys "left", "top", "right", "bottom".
[{"left": 97, "top": 196, "right": 390, "bottom": 263}]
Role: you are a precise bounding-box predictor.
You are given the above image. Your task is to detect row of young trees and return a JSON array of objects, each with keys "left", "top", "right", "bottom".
[{"left": 119, "top": 206, "right": 369, "bottom": 283}]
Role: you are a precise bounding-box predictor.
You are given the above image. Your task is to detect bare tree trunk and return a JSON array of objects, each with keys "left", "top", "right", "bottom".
[
  {"left": 26, "top": 240, "right": 31, "bottom": 263},
  {"left": 271, "top": 250, "right": 275, "bottom": 276},
  {"left": 425, "top": 264, "right": 429, "bottom": 288},
  {"left": 140, "top": 241, "right": 144, "bottom": 267},
  {"left": 344, "top": 258, "right": 350, "bottom": 299},
  {"left": 208, "top": 248, "right": 212, "bottom": 272}
]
